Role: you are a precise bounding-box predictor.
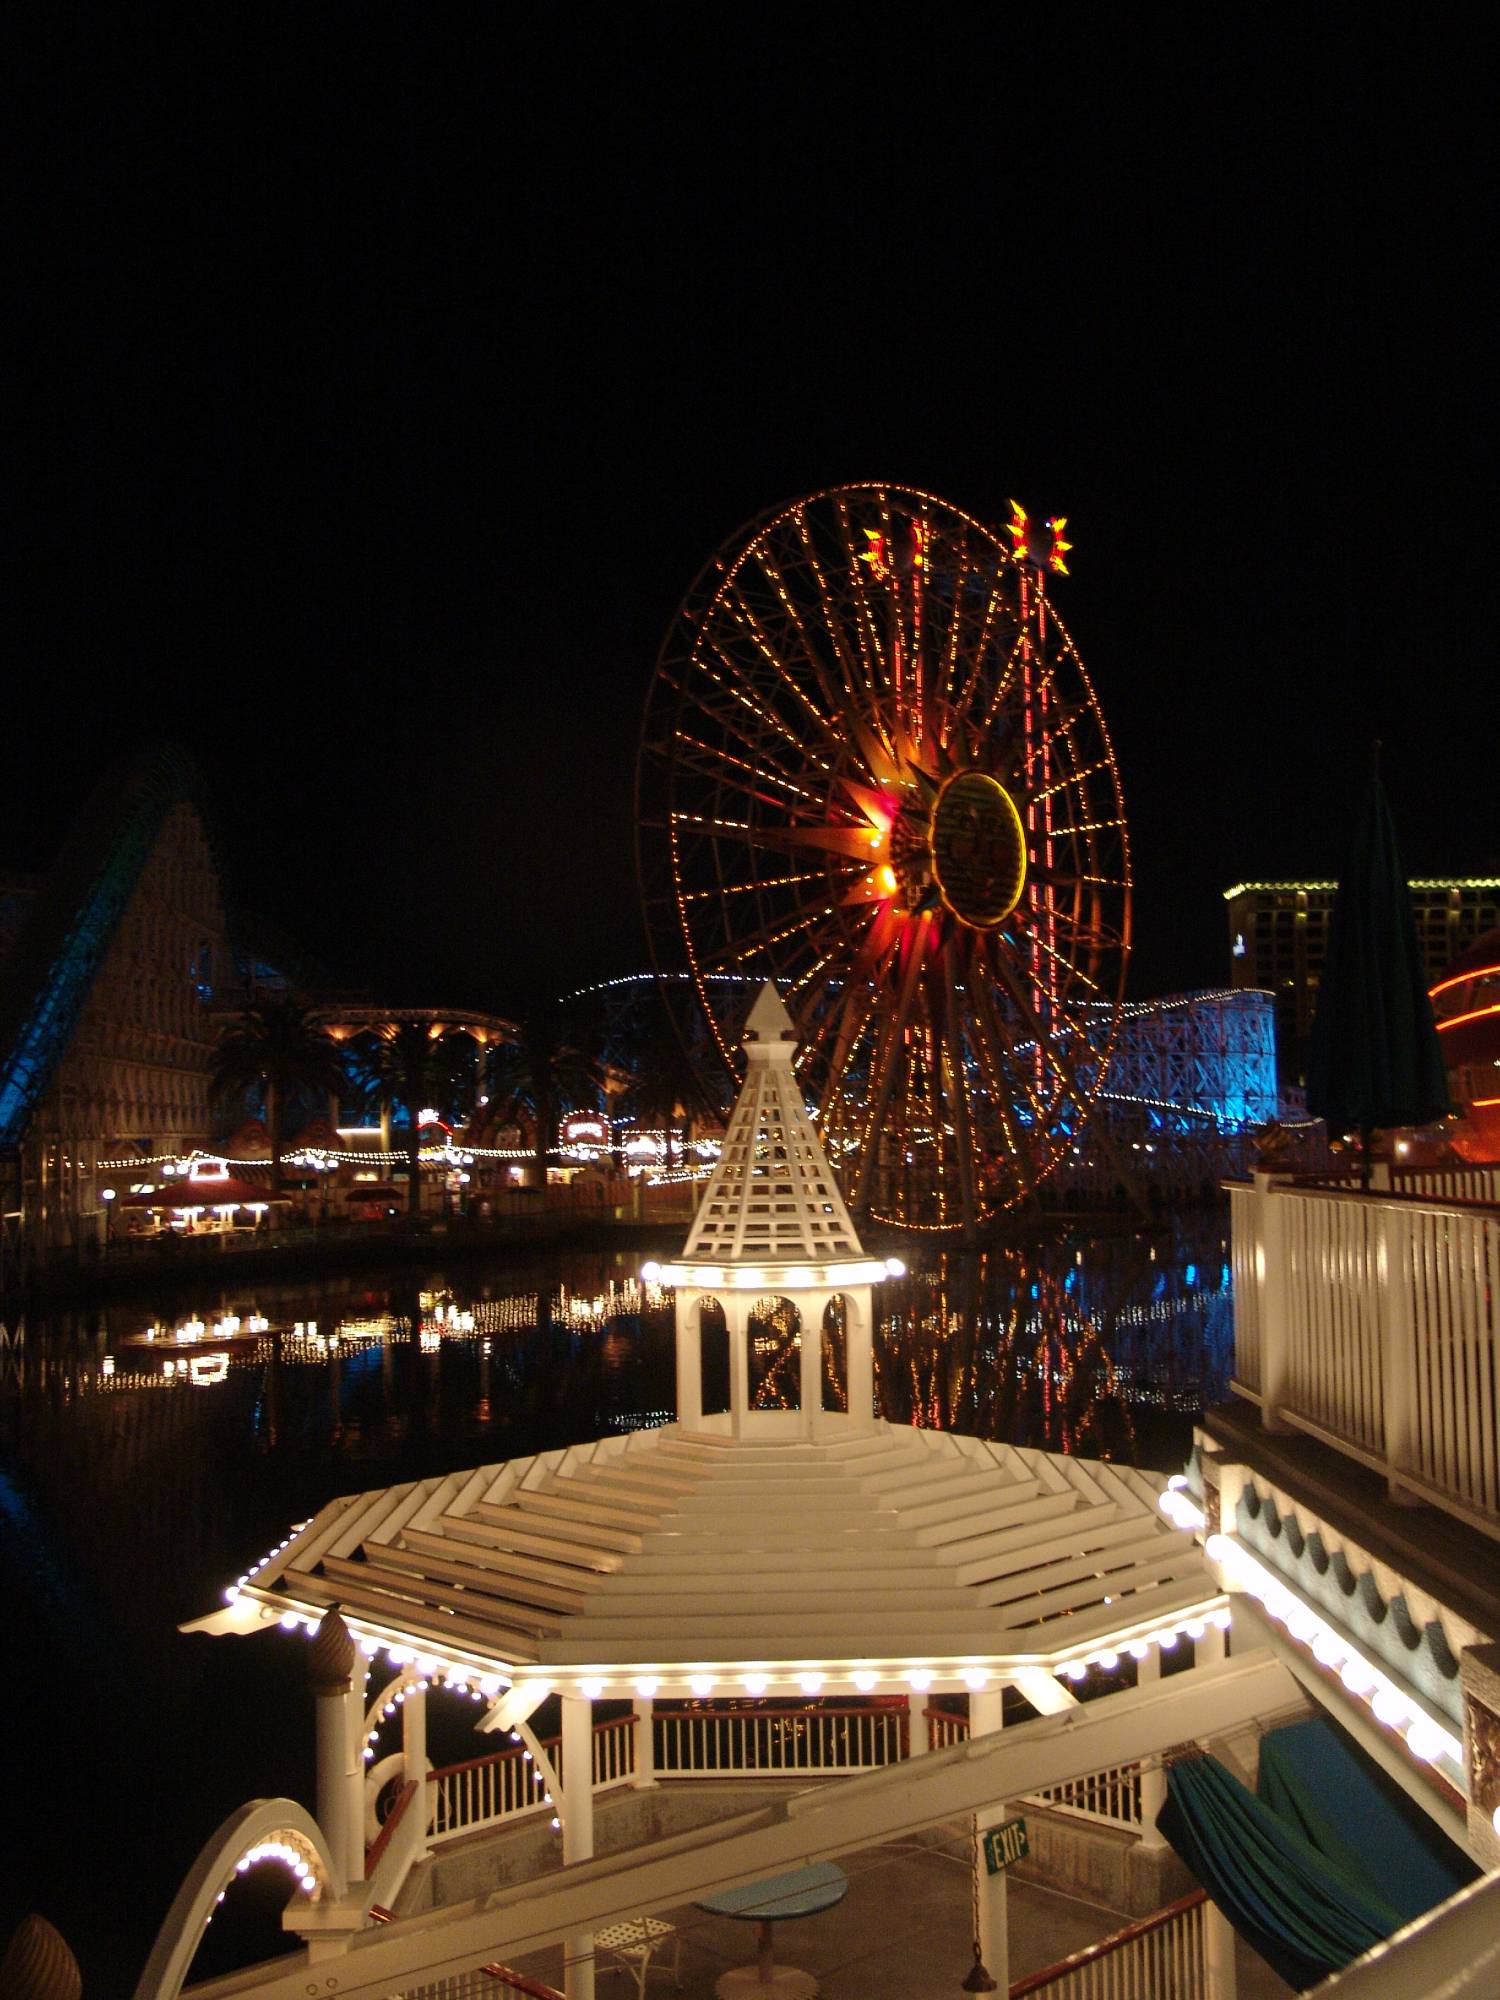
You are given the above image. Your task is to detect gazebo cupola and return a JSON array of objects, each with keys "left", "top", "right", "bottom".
[{"left": 643, "top": 982, "right": 899, "bottom": 1438}]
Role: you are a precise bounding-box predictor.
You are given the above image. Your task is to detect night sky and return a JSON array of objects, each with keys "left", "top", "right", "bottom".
[{"left": 9, "top": 15, "right": 1496, "bottom": 1012}]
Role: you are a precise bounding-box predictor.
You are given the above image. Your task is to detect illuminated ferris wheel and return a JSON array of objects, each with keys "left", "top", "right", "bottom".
[{"left": 636, "top": 483, "right": 1131, "bottom": 1231}]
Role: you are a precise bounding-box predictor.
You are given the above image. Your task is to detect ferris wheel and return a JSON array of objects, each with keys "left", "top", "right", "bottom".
[{"left": 636, "top": 483, "right": 1131, "bottom": 1231}]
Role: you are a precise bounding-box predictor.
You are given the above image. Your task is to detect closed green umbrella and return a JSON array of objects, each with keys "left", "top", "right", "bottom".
[{"left": 1306, "top": 766, "right": 1450, "bottom": 1155}]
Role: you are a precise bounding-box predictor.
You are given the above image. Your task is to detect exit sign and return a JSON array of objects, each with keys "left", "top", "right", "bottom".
[{"left": 982, "top": 1817, "right": 1029, "bottom": 1875}]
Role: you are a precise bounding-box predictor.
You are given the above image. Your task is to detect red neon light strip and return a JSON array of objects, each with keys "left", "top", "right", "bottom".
[
  {"left": 1435, "top": 1001, "right": 1500, "bottom": 1033},
  {"left": 1430, "top": 963, "right": 1500, "bottom": 999}
]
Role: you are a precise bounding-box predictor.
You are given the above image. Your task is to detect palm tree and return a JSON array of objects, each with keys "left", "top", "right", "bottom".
[
  {"left": 210, "top": 997, "right": 346, "bottom": 1194},
  {"left": 622, "top": 1011, "right": 707, "bottom": 1168},
  {"left": 487, "top": 1014, "right": 604, "bottom": 1191},
  {"left": 356, "top": 1023, "right": 474, "bottom": 1218}
]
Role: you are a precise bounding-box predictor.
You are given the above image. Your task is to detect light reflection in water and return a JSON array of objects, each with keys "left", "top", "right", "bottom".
[{"left": 0, "top": 1219, "right": 1233, "bottom": 1984}]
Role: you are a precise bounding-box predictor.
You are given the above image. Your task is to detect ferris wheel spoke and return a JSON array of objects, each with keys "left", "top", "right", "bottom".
[
  {"left": 736, "top": 550, "right": 852, "bottom": 729},
  {"left": 670, "top": 731, "right": 821, "bottom": 809},
  {"left": 681, "top": 665, "right": 834, "bottom": 778},
  {"left": 959, "top": 562, "right": 1021, "bottom": 718},
  {"left": 790, "top": 506, "right": 880, "bottom": 714},
  {"left": 966, "top": 972, "right": 1051, "bottom": 1128},
  {"left": 714, "top": 580, "right": 846, "bottom": 749},
  {"left": 832, "top": 495, "right": 893, "bottom": 698},
  {"left": 935, "top": 533, "right": 985, "bottom": 729},
  {"left": 965, "top": 1001, "right": 1037, "bottom": 1195},
  {"left": 697, "top": 898, "right": 838, "bottom": 973},
  {"left": 679, "top": 868, "right": 830, "bottom": 905},
  {"left": 941, "top": 947, "right": 982, "bottom": 1222}
]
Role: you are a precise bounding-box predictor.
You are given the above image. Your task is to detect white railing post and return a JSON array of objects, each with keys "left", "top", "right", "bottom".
[
  {"left": 560, "top": 1696, "right": 595, "bottom": 2000},
  {"left": 1380, "top": 1202, "right": 1417, "bottom": 1502},
  {"left": 970, "top": 1689, "right": 1008, "bottom": 1994},
  {"left": 909, "top": 1699, "right": 930, "bottom": 1758},
  {"left": 633, "top": 1700, "right": 655, "bottom": 1787},
  {"left": 1137, "top": 1651, "right": 1167, "bottom": 1844},
  {"left": 1257, "top": 1172, "right": 1292, "bottom": 1430},
  {"left": 403, "top": 1679, "right": 429, "bottom": 1859}
]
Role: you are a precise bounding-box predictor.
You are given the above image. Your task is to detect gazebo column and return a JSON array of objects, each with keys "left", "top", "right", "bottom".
[
  {"left": 403, "top": 1676, "right": 430, "bottom": 1859},
  {"left": 1137, "top": 1649, "right": 1166, "bottom": 1840},
  {"left": 308, "top": 1610, "right": 363, "bottom": 1898},
  {"left": 845, "top": 1287, "right": 874, "bottom": 1429},
  {"left": 633, "top": 1698, "right": 656, "bottom": 1787},
  {"left": 970, "top": 1687, "right": 1008, "bottom": 1992},
  {"left": 560, "top": 1693, "right": 596, "bottom": 2000},
  {"left": 675, "top": 1289, "right": 703, "bottom": 1428},
  {"left": 799, "top": 1289, "right": 824, "bottom": 1437},
  {"left": 727, "top": 1297, "right": 750, "bottom": 1438}
]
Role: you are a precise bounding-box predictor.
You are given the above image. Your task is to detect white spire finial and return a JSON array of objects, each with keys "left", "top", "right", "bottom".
[{"left": 743, "top": 981, "right": 797, "bottom": 1055}]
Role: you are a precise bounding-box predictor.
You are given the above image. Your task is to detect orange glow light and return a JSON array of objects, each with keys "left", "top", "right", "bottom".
[
  {"left": 1047, "top": 516, "right": 1072, "bottom": 574},
  {"left": 1436, "top": 1001, "right": 1500, "bottom": 1034},
  {"left": 1430, "top": 963, "right": 1500, "bottom": 999},
  {"left": 878, "top": 865, "right": 898, "bottom": 895}
]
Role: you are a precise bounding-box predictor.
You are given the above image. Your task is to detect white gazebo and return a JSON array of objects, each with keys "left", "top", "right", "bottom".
[
  {"left": 182, "top": 985, "right": 1230, "bottom": 2000},
  {"left": 642, "top": 981, "right": 889, "bottom": 1438}
]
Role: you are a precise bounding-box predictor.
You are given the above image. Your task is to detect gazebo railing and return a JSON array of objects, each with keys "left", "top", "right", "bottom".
[
  {"left": 654, "top": 1702, "right": 906, "bottom": 1776},
  {"left": 924, "top": 1707, "right": 1143, "bottom": 1830},
  {"left": 429, "top": 1702, "right": 1145, "bottom": 1843}
]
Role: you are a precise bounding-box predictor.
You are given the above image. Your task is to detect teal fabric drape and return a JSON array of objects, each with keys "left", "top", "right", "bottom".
[
  {"left": 1159, "top": 1720, "right": 1476, "bottom": 1991},
  {"left": 1159, "top": 1755, "right": 1403, "bottom": 1990},
  {"left": 1256, "top": 1719, "right": 1474, "bottom": 1927}
]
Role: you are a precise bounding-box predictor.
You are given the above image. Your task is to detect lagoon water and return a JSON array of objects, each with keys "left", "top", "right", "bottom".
[{"left": 0, "top": 1213, "right": 1234, "bottom": 1988}]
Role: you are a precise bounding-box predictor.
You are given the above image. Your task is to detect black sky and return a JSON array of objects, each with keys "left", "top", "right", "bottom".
[{"left": 8, "top": 13, "right": 1497, "bottom": 1010}]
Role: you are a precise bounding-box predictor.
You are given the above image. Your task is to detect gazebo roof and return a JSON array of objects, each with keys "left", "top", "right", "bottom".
[
  {"left": 209, "top": 1420, "right": 1223, "bottom": 1689},
  {"left": 653, "top": 980, "right": 875, "bottom": 1291}
]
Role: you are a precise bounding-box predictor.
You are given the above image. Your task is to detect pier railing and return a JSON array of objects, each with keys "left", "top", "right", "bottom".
[{"left": 1230, "top": 1174, "right": 1500, "bottom": 1539}]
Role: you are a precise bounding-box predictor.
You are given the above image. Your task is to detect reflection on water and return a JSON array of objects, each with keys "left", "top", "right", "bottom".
[{"left": 0, "top": 1212, "right": 1232, "bottom": 1984}]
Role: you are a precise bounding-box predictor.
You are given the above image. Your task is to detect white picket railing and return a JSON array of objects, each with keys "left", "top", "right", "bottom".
[
  {"left": 1228, "top": 1183, "right": 1262, "bottom": 1396},
  {"left": 1009, "top": 1889, "right": 1209, "bottom": 1999},
  {"left": 655, "top": 1702, "right": 906, "bottom": 1776},
  {"left": 1394, "top": 1164, "right": 1500, "bottom": 1205},
  {"left": 431, "top": 1743, "right": 551, "bottom": 1839},
  {"left": 430, "top": 1702, "right": 1148, "bottom": 1844},
  {"left": 1030, "top": 1761, "right": 1143, "bottom": 1829},
  {"left": 1232, "top": 1175, "right": 1500, "bottom": 1537},
  {"left": 431, "top": 1714, "right": 639, "bottom": 1840},
  {"left": 922, "top": 1708, "right": 1142, "bottom": 1830},
  {"left": 924, "top": 1704, "right": 969, "bottom": 1751}
]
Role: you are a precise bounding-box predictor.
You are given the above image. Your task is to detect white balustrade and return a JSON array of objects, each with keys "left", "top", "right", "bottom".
[
  {"left": 654, "top": 1702, "right": 906, "bottom": 1776},
  {"left": 1233, "top": 1177, "right": 1500, "bottom": 1538},
  {"left": 924, "top": 1704, "right": 969, "bottom": 1751},
  {"left": 1227, "top": 1185, "right": 1262, "bottom": 1397},
  {"left": 430, "top": 1715, "right": 639, "bottom": 1841},
  {"left": 1009, "top": 1890, "right": 1208, "bottom": 1999},
  {"left": 1023, "top": 1761, "right": 1143, "bottom": 1830}
]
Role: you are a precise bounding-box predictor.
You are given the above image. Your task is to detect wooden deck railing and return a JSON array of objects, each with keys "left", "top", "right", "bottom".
[
  {"left": 1008, "top": 1888, "right": 1208, "bottom": 1998},
  {"left": 1232, "top": 1176, "right": 1500, "bottom": 1539}
]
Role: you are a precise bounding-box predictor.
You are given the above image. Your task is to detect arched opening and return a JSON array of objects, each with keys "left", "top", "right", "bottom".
[
  {"left": 748, "top": 1295, "right": 802, "bottom": 1411},
  {"left": 821, "top": 1294, "right": 848, "bottom": 1413},
  {"left": 698, "top": 1295, "right": 730, "bottom": 1415}
]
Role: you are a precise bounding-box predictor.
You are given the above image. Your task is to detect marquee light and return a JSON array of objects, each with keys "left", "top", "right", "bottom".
[{"left": 1206, "top": 1535, "right": 1465, "bottom": 1778}]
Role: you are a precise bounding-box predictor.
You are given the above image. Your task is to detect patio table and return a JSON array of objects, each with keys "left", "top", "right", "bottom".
[{"left": 695, "top": 1860, "right": 849, "bottom": 1998}]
